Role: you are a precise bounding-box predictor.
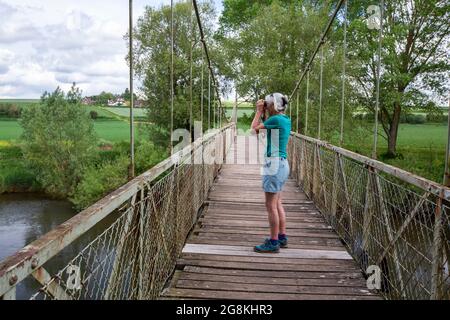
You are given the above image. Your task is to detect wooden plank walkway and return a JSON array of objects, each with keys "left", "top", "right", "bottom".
[{"left": 162, "top": 140, "right": 380, "bottom": 300}]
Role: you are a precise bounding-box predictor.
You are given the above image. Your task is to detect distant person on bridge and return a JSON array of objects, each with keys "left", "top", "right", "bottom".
[{"left": 251, "top": 93, "right": 291, "bottom": 253}]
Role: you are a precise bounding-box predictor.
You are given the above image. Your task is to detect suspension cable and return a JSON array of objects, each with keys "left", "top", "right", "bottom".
[
  {"left": 208, "top": 72, "right": 211, "bottom": 130},
  {"left": 318, "top": 44, "right": 324, "bottom": 139},
  {"left": 192, "top": 0, "right": 223, "bottom": 119},
  {"left": 201, "top": 49, "right": 204, "bottom": 136},
  {"left": 290, "top": 97, "right": 292, "bottom": 119},
  {"left": 189, "top": 0, "right": 194, "bottom": 140},
  {"left": 129, "top": 0, "right": 135, "bottom": 178},
  {"left": 290, "top": 0, "right": 346, "bottom": 101},
  {"left": 296, "top": 89, "right": 299, "bottom": 133},
  {"left": 339, "top": 0, "right": 348, "bottom": 147},
  {"left": 170, "top": 0, "right": 175, "bottom": 153},
  {"left": 372, "top": 0, "right": 384, "bottom": 159},
  {"left": 305, "top": 69, "right": 310, "bottom": 136}
]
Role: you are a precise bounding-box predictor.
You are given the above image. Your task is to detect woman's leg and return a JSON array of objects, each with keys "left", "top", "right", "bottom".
[
  {"left": 277, "top": 194, "right": 287, "bottom": 235},
  {"left": 265, "top": 192, "right": 280, "bottom": 239}
]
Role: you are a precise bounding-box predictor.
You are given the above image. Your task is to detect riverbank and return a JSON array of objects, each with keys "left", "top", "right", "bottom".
[{"left": 0, "top": 143, "right": 40, "bottom": 194}]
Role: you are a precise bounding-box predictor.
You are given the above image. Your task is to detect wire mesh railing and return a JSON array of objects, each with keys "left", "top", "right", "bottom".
[
  {"left": 288, "top": 133, "right": 450, "bottom": 300},
  {"left": 0, "top": 124, "right": 235, "bottom": 300}
]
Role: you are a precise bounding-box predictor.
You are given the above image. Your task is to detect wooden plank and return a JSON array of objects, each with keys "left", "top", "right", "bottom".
[
  {"left": 189, "top": 234, "right": 343, "bottom": 247},
  {"left": 199, "top": 219, "right": 332, "bottom": 230},
  {"left": 195, "top": 227, "right": 340, "bottom": 239},
  {"left": 163, "top": 288, "right": 381, "bottom": 300},
  {"left": 200, "top": 215, "right": 325, "bottom": 223},
  {"left": 177, "top": 259, "right": 361, "bottom": 273},
  {"left": 188, "top": 239, "right": 346, "bottom": 251},
  {"left": 183, "top": 266, "right": 364, "bottom": 280},
  {"left": 179, "top": 272, "right": 367, "bottom": 288},
  {"left": 181, "top": 253, "right": 360, "bottom": 267},
  {"left": 182, "top": 244, "right": 352, "bottom": 260},
  {"left": 175, "top": 280, "right": 375, "bottom": 296}
]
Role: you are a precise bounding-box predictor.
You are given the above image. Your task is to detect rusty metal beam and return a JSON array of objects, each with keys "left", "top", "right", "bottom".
[{"left": 31, "top": 267, "right": 73, "bottom": 300}]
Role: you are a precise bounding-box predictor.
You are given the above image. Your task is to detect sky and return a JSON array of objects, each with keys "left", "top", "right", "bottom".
[{"left": 0, "top": 0, "right": 223, "bottom": 99}]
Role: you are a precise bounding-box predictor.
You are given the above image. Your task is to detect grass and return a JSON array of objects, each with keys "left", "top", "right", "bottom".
[
  {"left": 338, "top": 123, "right": 448, "bottom": 183},
  {"left": 225, "top": 108, "right": 254, "bottom": 118},
  {"left": 93, "top": 119, "right": 145, "bottom": 142},
  {"left": 0, "top": 118, "right": 145, "bottom": 143},
  {"left": 0, "top": 99, "right": 39, "bottom": 105},
  {"left": 103, "top": 107, "right": 147, "bottom": 118}
]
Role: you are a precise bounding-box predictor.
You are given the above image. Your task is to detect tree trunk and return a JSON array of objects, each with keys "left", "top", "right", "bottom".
[{"left": 387, "top": 102, "right": 402, "bottom": 157}]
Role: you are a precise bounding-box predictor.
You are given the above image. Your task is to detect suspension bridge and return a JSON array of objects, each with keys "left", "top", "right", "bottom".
[{"left": 0, "top": 0, "right": 449, "bottom": 300}]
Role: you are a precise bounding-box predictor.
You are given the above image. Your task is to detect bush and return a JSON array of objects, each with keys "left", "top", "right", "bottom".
[
  {"left": 20, "top": 85, "right": 98, "bottom": 198},
  {"left": 90, "top": 111, "right": 98, "bottom": 119},
  {"left": 426, "top": 113, "right": 448, "bottom": 123},
  {"left": 71, "top": 139, "right": 167, "bottom": 210},
  {"left": 71, "top": 156, "right": 129, "bottom": 210},
  {"left": 405, "top": 114, "right": 426, "bottom": 124},
  {"left": 135, "top": 140, "right": 167, "bottom": 174}
]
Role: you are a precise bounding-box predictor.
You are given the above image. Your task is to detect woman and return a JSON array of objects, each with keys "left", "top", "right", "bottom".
[{"left": 251, "top": 93, "right": 291, "bottom": 253}]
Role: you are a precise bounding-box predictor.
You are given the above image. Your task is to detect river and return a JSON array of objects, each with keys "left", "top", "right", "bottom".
[{"left": 0, "top": 193, "right": 118, "bottom": 300}]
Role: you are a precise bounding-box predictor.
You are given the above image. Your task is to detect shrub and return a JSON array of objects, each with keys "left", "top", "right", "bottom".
[
  {"left": 90, "top": 110, "right": 98, "bottom": 119},
  {"left": 135, "top": 140, "right": 167, "bottom": 174},
  {"left": 426, "top": 113, "right": 448, "bottom": 123},
  {"left": 71, "top": 156, "right": 129, "bottom": 210},
  {"left": 405, "top": 114, "right": 426, "bottom": 124}
]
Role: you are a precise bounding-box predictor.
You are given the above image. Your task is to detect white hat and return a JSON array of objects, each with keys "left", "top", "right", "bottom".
[{"left": 265, "top": 92, "right": 288, "bottom": 112}]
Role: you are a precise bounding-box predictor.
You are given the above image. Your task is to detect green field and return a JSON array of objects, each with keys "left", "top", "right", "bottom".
[
  {"left": 0, "top": 118, "right": 144, "bottom": 143},
  {"left": 0, "top": 99, "right": 39, "bottom": 103},
  {"left": 341, "top": 124, "right": 447, "bottom": 150},
  {"left": 103, "top": 107, "right": 147, "bottom": 118},
  {"left": 225, "top": 108, "right": 254, "bottom": 118},
  {"left": 339, "top": 124, "right": 447, "bottom": 183}
]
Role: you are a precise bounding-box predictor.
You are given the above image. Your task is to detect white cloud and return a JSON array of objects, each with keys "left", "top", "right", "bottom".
[
  {"left": 0, "top": 0, "right": 150, "bottom": 98},
  {"left": 0, "top": 0, "right": 223, "bottom": 99}
]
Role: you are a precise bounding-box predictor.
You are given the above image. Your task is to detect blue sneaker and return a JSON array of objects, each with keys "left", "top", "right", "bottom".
[
  {"left": 254, "top": 239, "right": 280, "bottom": 253},
  {"left": 278, "top": 235, "right": 288, "bottom": 248}
]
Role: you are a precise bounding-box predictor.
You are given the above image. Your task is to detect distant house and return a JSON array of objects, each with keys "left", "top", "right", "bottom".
[
  {"left": 107, "top": 98, "right": 125, "bottom": 107},
  {"left": 134, "top": 100, "right": 145, "bottom": 108},
  {"left": 82, "top": 97, "right": 95, "bottom": 105}
]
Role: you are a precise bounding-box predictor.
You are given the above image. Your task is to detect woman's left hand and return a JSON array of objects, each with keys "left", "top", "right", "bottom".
[{"left": 256, "top": 99, "right": 265, "bottom": 113}]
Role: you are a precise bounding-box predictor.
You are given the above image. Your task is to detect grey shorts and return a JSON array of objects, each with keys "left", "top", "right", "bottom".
[{"left": 261, "top": 158, "right": 290, "bottom": 193}]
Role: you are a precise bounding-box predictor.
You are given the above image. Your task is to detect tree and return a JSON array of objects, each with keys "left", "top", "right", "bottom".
[
  {"left": 218, "top": 1, "right": 326, "bottom": 99},
  {"left": 20, "top": 85, "right": 98, "bottom": 198},
  {"left": 348, "top": 0, "right": 450, "bottom": 156},
  {"left": 130, "top": 1, "right": 216, "bottom": 148},
  {"left": 122, "top": 88, "right": 137, "bottom": 103},
  {"left": 96, "top": 91, "right": 115, "bottom": 106}
]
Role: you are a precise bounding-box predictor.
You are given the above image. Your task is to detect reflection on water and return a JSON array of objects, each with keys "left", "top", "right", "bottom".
[
  {"left": 0, "top": 193, "right": 118, "bottom": 300},
  {"left": 0, "top": 194, "right": 76, "bottom": 262}
]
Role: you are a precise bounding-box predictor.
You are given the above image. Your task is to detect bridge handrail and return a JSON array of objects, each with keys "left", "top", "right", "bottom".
[
  {"left": 292, "top": 132, "right": 450, "bottom": 201},
  {"left": 0, "top": 123, "right": 235, "bottom": 299}
]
